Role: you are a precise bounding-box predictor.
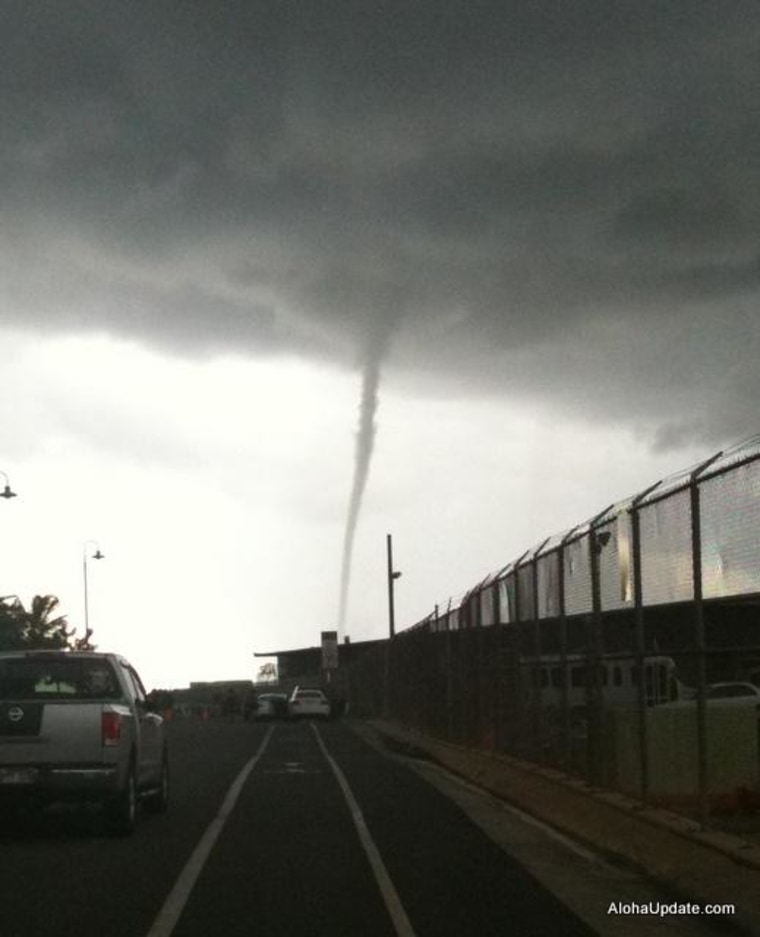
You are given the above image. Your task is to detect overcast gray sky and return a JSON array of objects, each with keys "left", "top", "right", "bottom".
[{"left": 1, "top": 2, "right": 757, "bottom": 687}]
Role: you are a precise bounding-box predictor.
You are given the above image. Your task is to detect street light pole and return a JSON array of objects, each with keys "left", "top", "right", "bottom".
[
  {"left": 83, "top": 541, "right": 105, "bottom": 636},
  {"left": 386, "top": 533, "right": 402, "bottom": 638},
  {"left": 0, "top": 471, "right": 17, "bottom": 500}
]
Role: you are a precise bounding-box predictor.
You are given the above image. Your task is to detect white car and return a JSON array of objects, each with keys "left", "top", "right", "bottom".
[
  {"left": 255, "top": 692, "right": 288, "bottom": 719},
  {"left": 288, "top": 687, "right": 331, "bottom": 719},
  {"left": 706, "top": 682, "right": 760, "bottom": 700}
]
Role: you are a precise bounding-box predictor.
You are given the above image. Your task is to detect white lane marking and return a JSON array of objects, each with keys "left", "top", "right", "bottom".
[
  {"left": 145, "top": 726, "right": 275, "bottom": 937},
  {"left": 312, "top": 724, "right": 418, "bottom": 937}
]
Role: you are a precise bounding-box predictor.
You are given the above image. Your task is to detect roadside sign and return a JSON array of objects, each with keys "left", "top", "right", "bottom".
[{"left": 321, "top": 631, "right": 339, "bottom": 670}]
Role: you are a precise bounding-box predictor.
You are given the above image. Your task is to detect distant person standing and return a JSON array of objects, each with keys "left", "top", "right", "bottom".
[
  {"left": 243, "top": 687, "right": 258, "bottom": 721},
  {"left": 222, "top": 687, "right": 241, "bottom": 722}
]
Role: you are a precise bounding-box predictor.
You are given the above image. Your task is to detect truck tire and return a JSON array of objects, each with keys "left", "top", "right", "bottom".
[{"left": 105, "top": 761, "right": 137, "bottom": 835}]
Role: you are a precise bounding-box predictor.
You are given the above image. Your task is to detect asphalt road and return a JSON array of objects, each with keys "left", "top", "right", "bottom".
[{"left": 0, "top": 717, "right": 723, "bottom": 937}]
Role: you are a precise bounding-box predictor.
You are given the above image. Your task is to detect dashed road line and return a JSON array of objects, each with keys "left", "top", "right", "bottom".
[{"left": 312, "top": 723, "right": 418, "bottom": 937}]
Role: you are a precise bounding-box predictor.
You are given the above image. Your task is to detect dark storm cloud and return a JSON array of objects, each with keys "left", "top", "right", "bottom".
[{"left": 3, "top": 0, "right": 760, "bottom": 443}]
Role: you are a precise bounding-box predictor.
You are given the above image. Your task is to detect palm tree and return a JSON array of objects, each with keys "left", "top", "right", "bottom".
[
  {"left": 0, "top": 595, "right": 84, "bottom": 650},
  {"left": 0, "top": 596, "right": 25, "bottom": 650},
  {"left": 23, "top": 595, "right": 73, "bottom": 649}
]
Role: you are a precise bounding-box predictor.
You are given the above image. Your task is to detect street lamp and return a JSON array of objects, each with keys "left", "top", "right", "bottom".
[
  {"left": 386, "top": 533, "right": 402, "bottom": 638},
  {"left": 83, "top": 540, "right": 105, "bottom": 636},
  {"left": 0, "top": 471, "right": 17, "bottom": 500}
]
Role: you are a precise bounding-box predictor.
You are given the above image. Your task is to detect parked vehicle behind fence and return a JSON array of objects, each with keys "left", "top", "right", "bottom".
[
  {"left": 533, "top": 654, "right": 691, "bottom": 709},
  {"left": 0, "top": 650, "right": 168, "bottom": 834}
]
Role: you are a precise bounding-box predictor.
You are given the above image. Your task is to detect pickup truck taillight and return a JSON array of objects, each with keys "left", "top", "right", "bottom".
[{"left": 102, "top": 711, "right": 123, "bottom": 746}]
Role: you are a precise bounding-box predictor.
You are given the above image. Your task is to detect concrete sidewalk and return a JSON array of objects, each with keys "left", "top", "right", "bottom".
[{"left": 367, "top": 719, "right": 760, "bottom": 937}]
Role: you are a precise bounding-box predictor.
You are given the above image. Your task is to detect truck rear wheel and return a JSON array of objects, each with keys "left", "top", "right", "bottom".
[{"left": 104, "top": 762, "right": 137, "bottom": 835}]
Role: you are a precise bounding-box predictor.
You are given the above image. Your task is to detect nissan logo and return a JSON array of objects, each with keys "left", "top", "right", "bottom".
[{"left": 7, "top": 706, "right": 24, "bottom": 723}]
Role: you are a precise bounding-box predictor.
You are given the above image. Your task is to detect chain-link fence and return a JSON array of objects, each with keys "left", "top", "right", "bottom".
[{"left": 343, "top": 436, "right": 760, "bottom": 823}]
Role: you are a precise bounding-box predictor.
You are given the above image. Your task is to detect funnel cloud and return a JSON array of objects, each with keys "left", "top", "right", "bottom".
[
  {"left": 1, "top": 2, "right": 759, "bottom": 677},
  {"left": 337, "top": 351, "right": 383, "bottom": 636}
]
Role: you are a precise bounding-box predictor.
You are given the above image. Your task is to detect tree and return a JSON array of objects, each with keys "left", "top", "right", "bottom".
[
  {"left": 0, "top": 597, "right": 25, "bottom": 650},
  {"left": 72, "top": 627, "right": 96, "bottom": 651},
  {"left": 0, "top": 595, "right": 91, "bottom": 651},
  {"left": 257, "top": 662, "right": 277, "bottom": 683},
  {"left": 23, "top": 595, "right": 73, "bottom": 649}
]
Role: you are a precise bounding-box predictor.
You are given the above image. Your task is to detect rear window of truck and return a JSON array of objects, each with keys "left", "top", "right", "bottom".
[{"left": 0, "top": 657, "right": 121, "bottom": 701}]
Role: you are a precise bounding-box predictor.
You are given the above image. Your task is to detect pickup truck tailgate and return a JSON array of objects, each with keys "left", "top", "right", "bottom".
[{"left": 0, "top": 701, "right": 123, "bottom": 764}]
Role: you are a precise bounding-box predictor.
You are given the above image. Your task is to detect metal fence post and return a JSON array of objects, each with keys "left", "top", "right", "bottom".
[
  {"left": 558, "top": 527, "right": 578, "bottom": 771},
  {"left": 493, "top": 582, "right": 505, "bottom": 752},
  {"left": 532, "top": 540, "right": 549, "bottom": 764},
  {"left": 445, "top": 600, "right": 454, "bottom": 741},
  {"left": 691, "top": 451, "right": 722, "bottom": 827},
  {"left": 588, "top": 528, "right": 604, "bottom": 785},
  {"left": 587, "top": 507, "right": 612, "bottom": 786},
  {"left": 630, "top": 482, "right": 660, "bottom": 807}
]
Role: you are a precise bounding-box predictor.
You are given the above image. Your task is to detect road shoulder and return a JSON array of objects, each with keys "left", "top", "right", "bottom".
[{"left": 355, "top": 719, "right": 760, "bottom": 937}]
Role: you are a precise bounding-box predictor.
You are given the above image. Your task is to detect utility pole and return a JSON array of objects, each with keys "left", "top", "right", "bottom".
[
  {"left": 83, "top": 541, "right": 105, "bottom": 636},
  {"left": 386, "top": 533, "right": 401, "bottom": 638}
]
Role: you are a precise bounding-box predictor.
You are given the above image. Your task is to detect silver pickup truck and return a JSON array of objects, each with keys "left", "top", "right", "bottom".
[{"left": 0, "top": 649, "right": 168, "bottom": 834}]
